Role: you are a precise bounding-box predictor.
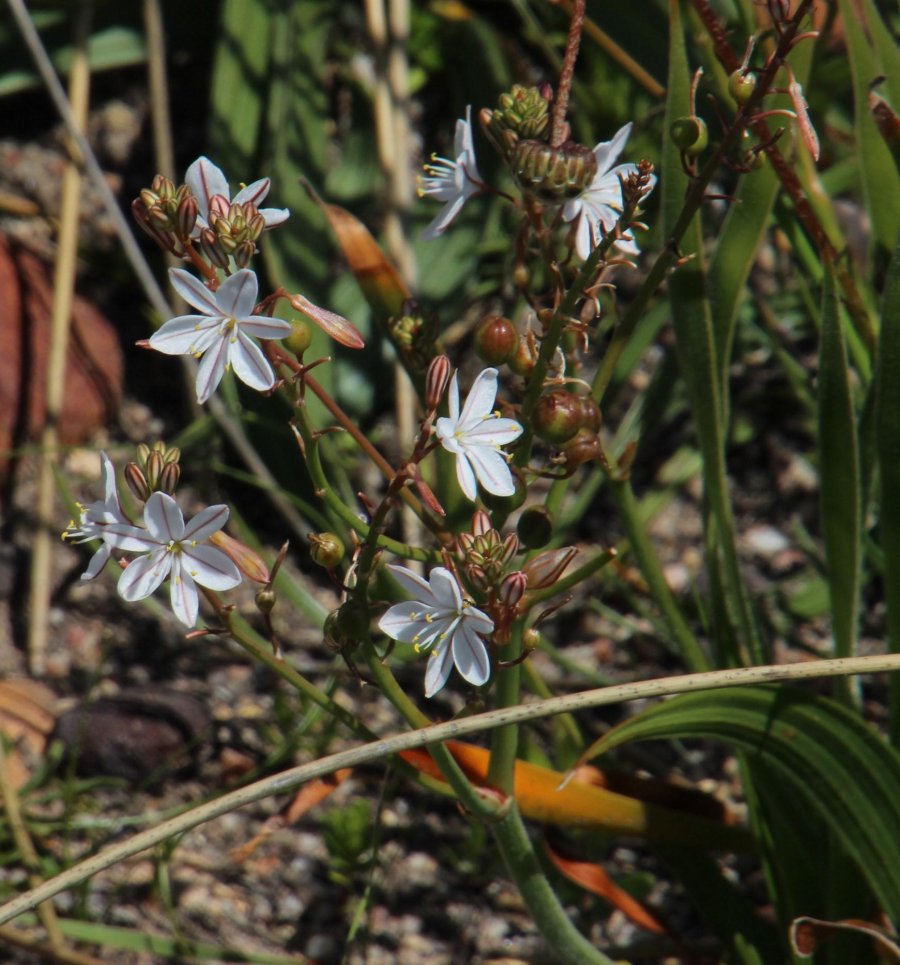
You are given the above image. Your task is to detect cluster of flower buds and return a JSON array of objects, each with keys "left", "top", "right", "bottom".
[
  {"left": 458, "top": 510, "right": 519, "bottom": 594},
  {"left": 388, "top": 300, "right": 439, "bottom": 372},
  {"left": 124, "top": 441, "right": 181, "bottom": 502},
  {"left": 200, "top": 197, "right": 266, "bottom": 270},
  {"left": 132, "top": 175, "right": 197, "bottom": 256},
  {"left": 481, "top": 84, "right": 551, "bottom": 161}
]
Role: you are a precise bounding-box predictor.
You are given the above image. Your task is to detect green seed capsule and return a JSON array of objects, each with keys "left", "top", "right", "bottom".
[
  {"left": 308, "top": 532, "right": 345, "bottom": 568},
  {"left": 670, "top": 116, "right": 709, "bottom": 156},
  {"left": 284, "top": 318, "right": 314, "bottom": 356},
  {"left": 728, "top": 70, "right": 757, "bottom": 106},
  {"left": 533, "top": 390, "right": 584, "bottom": 444},
  {"left": 517, "top": 506, "right": 553, "bottom": 550}
]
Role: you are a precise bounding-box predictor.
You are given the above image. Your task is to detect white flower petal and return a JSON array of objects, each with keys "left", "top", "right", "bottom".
[
  {"left": 169, "top": 268, "right": 222, "bottom": 316},
  {"left": 232, "top": 177, "right": 271, "bottom": 208},
  {"left": 81, "top": 543, "right": 111, "bottom": 581},
  {"left": 454, "top": 451, "right": 479, "bottom": 502},
  {"left": 466, "top": 445, "right": 515, "bottom": 497},
  {"left": 149, "top": 315, "right": 221, "bottom": 355},
  {"left": 240, "top": 315, "right": 293, "bottom": 339},
  {"left": 182, "top": 503, "right": 230, "bottom": 542},
  {"left": 185, "top": 157, "right": 228, "bottom": 220},
  {"left": 168, "top": 556, "right": 199, "bottom": 626},
  {"left": 144, "top": 492, "right": 184, "bottom": 542},
  {"left": 452, "top": 623, "right": 491, "bottom": 687},
  {"left": 459, "top": 367, "right": 499, "bottom": 424},
  {"left": 428, "top": 567, "right": 463, "bottom": 610},
  {"left": 194, "top": 333, "right": 231, "bottom": 403},
  {"left": 592, "top": 123, "right": 632, "bottom": 174},
  {"left": 462, "top": 417, "right": 524, "bottom": 446},
  {"left": 386, "top": 564, "right": 437, "bottom": 603},
  {"left": 424, "top": 638, "right": 455, "bottom": 697},
  {"left": 230, "top": 330, "right": 276, "bottom": 392},
  {"left": 118, "top": 549, "right": 171, "bottom": 601},
  {"left": 217, "top": 269, "right": 259, "bottom": 318},
  {"left": 420, "top": 194, "right": 467, "bottom": 240},
  {"left": 182, "top": 544, "right": 241, "bottom": 591}
]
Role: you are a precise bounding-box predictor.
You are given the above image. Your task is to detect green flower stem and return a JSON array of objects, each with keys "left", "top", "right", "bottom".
[
  {"left": 488, "top": 624, "right": 523, "bottom": 793},
  {"left": 610, "top": 477, "right": 710, "bottom": 673},
  {"left": 362, "top": 642, "right": 502, "bottom": 819},
  {"left": 290, "top": 416, "right": 438, "bottom": 564},
  {"left": 491, "top": 803, "right": 615, "bottom": 965},
  {"left": 304, "top": 373, "right": 449, "bottom": 542},
  {"left": 521, "top": 660, "right": 583, "bottom": 750},
  {"left": 219, "top": 606, "right": 380, "bottom": 742}
]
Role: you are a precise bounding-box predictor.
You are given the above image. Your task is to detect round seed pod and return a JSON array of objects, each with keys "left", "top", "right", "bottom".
[
  {"left": 284, "top": 318, "right": 313, "bottom": 356},
  {"left": 728, "top": 70, "right": 757, "bottom": 106},
  {"left": 562, "top": 428, "right": 603, "bottom": 467},
  {"left": 670, "top": 116, "right": 709, "bottom": 157},
  {"left": 579, "top": 396, "right": 602, "bottom": 432},
  {"left": 308, "top": 532, "right": 345, "bottom": 568},
  {"left": 533, "top": 389, "right": 583, "bottom": 444},
  {"left": 508, "top": 336, "right": 538, "bottom": 377},
  {"left": 474, "top": 315, "right": 518, "bottom": 365},
  {"left": 516, "top": 506, "right": 553, "bottom": 550}
]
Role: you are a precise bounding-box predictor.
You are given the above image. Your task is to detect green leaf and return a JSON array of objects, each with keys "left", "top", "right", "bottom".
[
  {"left": 585, "top": 686, "right": 900, "bottom": 920},
  {"left": 835, "top": 0, "right": 900, "bottom": 254},
  {"left": 875, "top": 239, "right": 900, "bottom": 743},
  {"left": 818, "top": 262, "right": 861, "bottom": 665}
]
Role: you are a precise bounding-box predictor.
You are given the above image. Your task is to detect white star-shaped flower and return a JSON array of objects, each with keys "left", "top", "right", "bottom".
[
  {"left": 107, "top": 492, "right": 241, "bottom": 627},
  {"left": 184, "top": 156, "right": 289, "bottom": 234},
  {"left": 62, "top": 452, "right": 146, "bottom": 580},
  {"left": 562, "top": 123, "right": 656, "bottom": 261},
  {"left": 436, "top": 368, "right": 523, "bottom": 502},
  {"left": 419, "top": 106, "right": 483, "bottom": 240},
  {"left": 149, "top": 268, "right": 292, "bottom": 404},
  {"left": 379, "top": 565, "right": 493, "bottom": 696}
]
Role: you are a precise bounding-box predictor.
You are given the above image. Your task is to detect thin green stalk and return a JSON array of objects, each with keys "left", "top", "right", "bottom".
[
  {"left": 488, "top": 624, "right": 523, "bottom": 792},
  {"left": 611, "top": 477, "right": 710, "bottom": 672}
]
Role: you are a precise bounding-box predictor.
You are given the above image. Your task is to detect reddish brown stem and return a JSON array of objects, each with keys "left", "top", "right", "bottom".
[{"left": 549, "top": 0, "right": 586, "bottom": 147}]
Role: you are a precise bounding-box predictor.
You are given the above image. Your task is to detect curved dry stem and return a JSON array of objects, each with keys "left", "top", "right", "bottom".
[{"left": 2, "top": 652, "right": 900, "bottom": 925}]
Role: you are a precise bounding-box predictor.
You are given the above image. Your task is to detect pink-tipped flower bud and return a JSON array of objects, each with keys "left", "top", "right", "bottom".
[
  {"left": 498, "top": 570, "right": 527, "bottom": 607},
  {"left": 522, "top": 545, "right": 576, "bottom": 590},
  {"left": 209, "top": 531, "right": 271, "bottom": 583},
  {"left": 471, "top": 510, "right": 494, "bottom": 537},
  {"left": 234, "top": 241, "right": 256, "bottom": 269},
  {"left": 474, "top": 316, "right": 518, "bottom": 366},
  {"left": 124, "top": 463, "right": 151, "bottom": 502},
  {"left": 533, "top": 390, "right": 584, "bottom": 444},
  {"left": 178, "top": 194, "right": 199, "bottom": 239},
  {"left": 199, "top": 227, "right": 230, "bottom": 270},
  {"left": 159, "top": 461, "right": 180, "bottom": 495},
  {"left": 208, "top": 194, "right": 230, "bottom": 223},
  {"left": 425, "top": 355, "right": 452, "bottom": 410}
]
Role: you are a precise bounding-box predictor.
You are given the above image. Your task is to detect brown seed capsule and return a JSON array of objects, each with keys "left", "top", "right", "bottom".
[
  {"left": 562, "top": 428, "right": 603, "bottom": 467},
  {"left": 533, "top": 390, "right": 583, "bottom": 444},
  {"left": 578, "top": 396, "right": 602, "bottom": 432},
  {"left": 474, "top": 316, "right": 518, "bottom": 365},
  {"left": 508, "top": 335, "right": 538, "bottom": 377}
]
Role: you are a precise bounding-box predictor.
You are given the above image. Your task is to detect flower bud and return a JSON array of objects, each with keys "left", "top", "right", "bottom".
[
  {"left": 145, "top": 450, "right": 165, "bottom": 490},
  {"left": 425, "top": 355, "right": 452, "bottom": 410},
  {"left": 474, "top": 316, "right": 518, "bottom": 365},
  {"left": 308, "top": 532, "right": 345, "bottom": 568},
  {"left": 283, "top": 318, "right": 313, "bottom": 357},
  {"left": 533, "top": 390, "right": 583, "bottom": 444},
  {"left": 209, "top": 531, "right": 271, "bottom": 583},
  {"left": 511, "top": 140, "right": 598, "bottom": 201},
  {"left": 124, "top": 463, "right": 151, "bottom": 502},
  {"left": 508, "top": 335, "right": 538, "bottom": 377},
  {"left": 561, "top": 428, "right": 603, "bottom": 467},
  {"left": 199, "top": 227, "right": 230, "bottom": 270},
  {"left": 471, "top": 510, "right": 493, "bottom": 537},
  {"left": 177, "top": 194, "right": 199, "bottom": 238},
  {"left": 255, "top": 587, "right": 276, "bottom": 614},
  {"left": 498, "top": 571, "right": 527, "bottom": 607},
  {"left": 670, "top": 117, "right": 709, "bottom": 157},
  {"left": 234, "top": 241, "right": 256, "bottom": 269},
  {"left": 728, "top": 69, "right": 757, "bottom": 106},
  {"left": 522, "top": 546, "right": 576, "bottom": 590},
  {"left": 159, "top": 461, "right": 180, "bottom": 495},
  {"left": 516, "top": 506, "right": 553, "bottom": 550}
]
